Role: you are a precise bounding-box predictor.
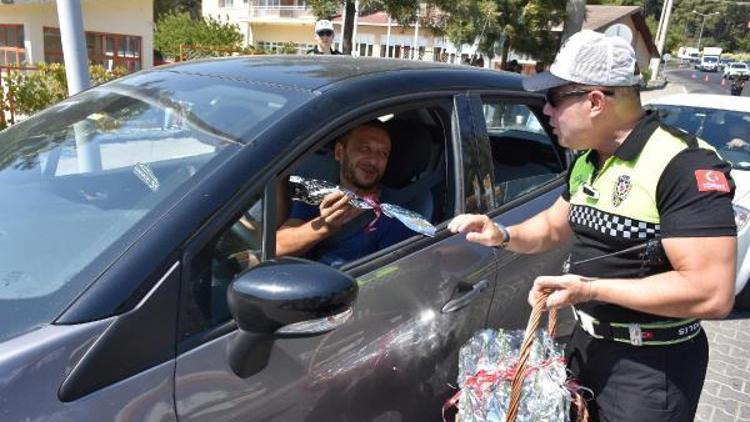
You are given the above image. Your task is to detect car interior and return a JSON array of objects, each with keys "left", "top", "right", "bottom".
[
  {"left": 288, "top": 107, "right": 451, "bottom": 227},
  {"left": 191, "top": 106, "right": 453, "bottom": 331},
  {"left": 483, "top": 103, "right": 565, "bottom": 206}
]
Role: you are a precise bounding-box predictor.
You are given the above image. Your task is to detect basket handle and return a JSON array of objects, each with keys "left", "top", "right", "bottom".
[{"left": 505, "top": 291, "right": 557, "bottom": 422}]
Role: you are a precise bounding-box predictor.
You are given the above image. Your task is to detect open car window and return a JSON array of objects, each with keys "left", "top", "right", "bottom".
[{"left": 276, "top": 105, "right": 452, "bottom": 269}]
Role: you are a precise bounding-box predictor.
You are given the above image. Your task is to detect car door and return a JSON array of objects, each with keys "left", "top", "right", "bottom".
[
  {"left": 471, "top": 93, "right": 575, "bottom": 334},
  {"left": 172, "top": 93, "right": 497, "bottom": 422}
]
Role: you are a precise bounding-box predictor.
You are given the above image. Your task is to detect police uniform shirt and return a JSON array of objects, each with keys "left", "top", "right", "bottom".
[
  {"left": 307, "top": 47, "right": 342, "bottom": 55},
  {"left": 562, "top": 111, "right": 736, "bottom": 323}
]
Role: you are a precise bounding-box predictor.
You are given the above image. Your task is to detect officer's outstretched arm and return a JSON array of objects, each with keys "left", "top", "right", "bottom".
[{"left": 448, "top": 196, "right": 573, "bottom": 254}]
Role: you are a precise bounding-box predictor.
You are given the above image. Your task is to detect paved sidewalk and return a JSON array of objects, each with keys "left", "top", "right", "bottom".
[{"left": 696, "top": 312, "right": 750, "bottom": 422}]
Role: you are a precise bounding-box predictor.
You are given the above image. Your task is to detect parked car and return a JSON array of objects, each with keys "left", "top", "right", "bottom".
[
  {"left": 0, "top": 56, "right": 572, "bottom": 421},
  {"left": 719, "top": 58, "right": 736, "bottom": 71},
  {"left": 723, "top": 62, "right": 749, "bottom": 79},
  {"left": 644, "top": 94, "right": 750, "bottom": 309}
]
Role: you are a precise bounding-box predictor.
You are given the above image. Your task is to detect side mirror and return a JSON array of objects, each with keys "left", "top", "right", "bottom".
[{"left": 226, "top": 257, "right": 358, "bottom": 377}]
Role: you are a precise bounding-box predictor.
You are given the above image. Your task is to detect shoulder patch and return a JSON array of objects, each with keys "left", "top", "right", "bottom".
[{"left": 695, "top": 170, "right": 730, "bottom": 192}]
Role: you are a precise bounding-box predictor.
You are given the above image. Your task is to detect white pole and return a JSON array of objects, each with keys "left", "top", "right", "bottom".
[
  {"left": 657, "top": 0, "right": 673, "bottom": 55},
  {"left": 56, "top": 0, "right": 90, "bottom": 95},
  {"left": 386, "top": 16, "right": 392, "bottom": 58},
  {"left": 648, "top": 0, "right": 674, "bottom": 82},
  {"left": 412, "top": 10, "right": 419, "bottom": 60},
  {"left": 56, "top": 0, "right": 100, "bottom": 173}
]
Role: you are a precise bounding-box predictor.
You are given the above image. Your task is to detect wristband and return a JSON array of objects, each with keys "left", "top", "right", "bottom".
[{"left": 493, "top": 222, "right": 511, "bottom": 249}]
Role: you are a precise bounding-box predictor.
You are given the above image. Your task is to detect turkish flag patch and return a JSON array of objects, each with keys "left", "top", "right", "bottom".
[{"left": 695, "top": 170, "right": 730, "bottom": 192}]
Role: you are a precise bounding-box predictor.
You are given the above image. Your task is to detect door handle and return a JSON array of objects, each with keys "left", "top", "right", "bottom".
[{"left": 441, "top": 279, "right": 490, "bottom": 313}]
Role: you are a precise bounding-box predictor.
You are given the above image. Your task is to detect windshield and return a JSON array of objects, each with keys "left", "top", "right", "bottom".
[
  {"left": 0, "top": 71, "right": 304, "bottom": 341},
  {"left": 651, "top": 105, "right": 750, "bottom": 169},
  {"left": 703, "top": 57, "right": 718, "bottom": 63}
]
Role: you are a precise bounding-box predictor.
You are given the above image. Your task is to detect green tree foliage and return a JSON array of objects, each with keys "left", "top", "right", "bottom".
[
  {"left": 154, "top": 12, "right": 244, "bottom": 60},
  {"left": 154, "top": 0, "right": 201, "bottom": 21},
  {"left": 5, "top": 63, "right": 126, "bottom": 116},
  {"left": 598, "top": 0, "right": 749, "bottom": 54},
  {"left": 426, "top": 0, "right": 566, "bottom": 63}
]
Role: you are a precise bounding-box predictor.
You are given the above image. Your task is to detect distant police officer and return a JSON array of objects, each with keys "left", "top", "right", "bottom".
[
  {"left": 449, "top": 30, "right": 737, "bottom": 421},
  {"left": 308, "top": 20, "right": 341, "bottom": 55}
]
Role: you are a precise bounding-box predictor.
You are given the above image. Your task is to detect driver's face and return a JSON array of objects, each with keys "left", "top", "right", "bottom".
[{"left": 335, "top": 126, "right": 391, "bottom": 191}]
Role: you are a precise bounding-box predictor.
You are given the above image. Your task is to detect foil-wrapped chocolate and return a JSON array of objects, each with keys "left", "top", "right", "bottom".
[
  {"left": 454, "top": 329, "right": 571, "bottom": 422},
  {"left": 289, "top": 175, "right": 436, "bottom": 237}
]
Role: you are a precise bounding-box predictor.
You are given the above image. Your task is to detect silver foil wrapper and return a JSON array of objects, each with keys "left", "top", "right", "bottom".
[
  {"left": 289, "top": 175, "right": 436, "bottom": 237},
  {"left": 456, "top": 329, "right": 570, "bottom": 422}
]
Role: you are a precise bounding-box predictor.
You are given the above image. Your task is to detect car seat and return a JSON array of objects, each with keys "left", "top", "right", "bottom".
[{"left": 381, "top": 118, "right": 441, "bottom": 222}]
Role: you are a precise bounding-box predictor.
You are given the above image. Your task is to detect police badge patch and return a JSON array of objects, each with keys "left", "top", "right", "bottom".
[{"left": 612, "top": 175, "right": 632, "bottom": 207}]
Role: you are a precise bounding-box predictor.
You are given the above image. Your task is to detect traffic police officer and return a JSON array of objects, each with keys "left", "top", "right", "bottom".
[
  {"left": 307, "top": 20, "right": 341, "bottom": 55},
  {"left": 448, "top": 30, "right": 737, "bottom": 421}
]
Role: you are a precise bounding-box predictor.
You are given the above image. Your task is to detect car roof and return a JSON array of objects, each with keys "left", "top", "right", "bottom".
[
  {"left": 150, "top": 55, "right": 523, "bottom": 93},
  {"left": 644, "top": 93, "right": 750, "bottom": 112}
]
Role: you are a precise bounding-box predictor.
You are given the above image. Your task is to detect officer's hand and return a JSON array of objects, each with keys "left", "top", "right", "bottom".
[
  {"left": 448, "top": 214, "right": 504, "bottom": 247},
  {"left": 528, "top": 274, "right": 596, "bottom": 309},
  {"left": 318, "top": 191, "right": 360, "bottom": 231}
]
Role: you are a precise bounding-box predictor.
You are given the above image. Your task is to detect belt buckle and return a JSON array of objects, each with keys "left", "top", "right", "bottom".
[
  {"left": 576, "top": 310, "right": 603, "bottom": 339},
  {"left": 628, "top": 324, "right": 643, "bottom": 346}
]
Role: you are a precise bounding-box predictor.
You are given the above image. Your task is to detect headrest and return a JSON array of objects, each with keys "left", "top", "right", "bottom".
[{"left": 381, "top": 119, "right": 433, "bottom": 189}]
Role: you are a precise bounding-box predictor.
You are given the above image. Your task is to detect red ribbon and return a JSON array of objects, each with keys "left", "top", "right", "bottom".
[
  {"left": 362, "top": 194, "right": 382, "bottom": 232},
  {"left": 441, "top": 356, "right": 566, "bottom": 422}
]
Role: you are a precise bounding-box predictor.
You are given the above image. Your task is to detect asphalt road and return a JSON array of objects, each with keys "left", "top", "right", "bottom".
[
  {"left": 666, "top": 68, "right": 733, "bottom": 96},
  {"left": 644, "top": 68, "right": 750, "bottom": 422}
]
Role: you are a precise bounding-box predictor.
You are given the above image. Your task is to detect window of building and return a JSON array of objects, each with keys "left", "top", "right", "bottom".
[
  {"left": 357, "top": 43, "right": 373, "bottom": 57},
  {"left": 44, "top": 27, "right": 142, "bottom": 73},
  {"left": 256, "top": 41, "right": 312, "bottom": 55},
  {"left": 0, "top": 24, "right": 26, "bottom": 66},
  {"left": 219, "top": 0, "right": 235, "bottom": 7}
]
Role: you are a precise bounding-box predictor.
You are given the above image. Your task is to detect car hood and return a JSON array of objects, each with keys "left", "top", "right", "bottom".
[{"left": 732, "top": 170, "right": 750, "bottom": 206}]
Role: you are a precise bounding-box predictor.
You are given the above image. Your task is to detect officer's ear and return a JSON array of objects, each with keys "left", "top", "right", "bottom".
[{"left": 587, "top": 90, "right": 609, "bottom": 117}]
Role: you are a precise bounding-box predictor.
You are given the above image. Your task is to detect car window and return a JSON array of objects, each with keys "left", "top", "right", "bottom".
[
  {"left": 0, "top": 73, "right": 303, "bottom": 343},
  {"left": 180, "top": 195, "right": 264, "bottom": 340},
  {"left": 651, "top": 105, "right": 750, "bottom": 169},
  {"left": 276, "top": 105, "right": 452, "bottom": 269},
  {"left": 481, "top": 99, "right": 564, "bottom": 207}
]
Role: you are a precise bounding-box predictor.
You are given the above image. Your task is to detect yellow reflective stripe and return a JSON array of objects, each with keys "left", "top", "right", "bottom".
[
  {"left": 569, "top": 127, "right": 694, "bottom": 224},
  {"left": 610, "top": 318, "right": 697, "bottom": 329}
]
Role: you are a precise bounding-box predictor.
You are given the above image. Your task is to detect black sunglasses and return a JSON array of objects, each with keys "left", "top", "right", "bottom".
[
  {"left": 316, "top": 30, "right": 334, "bottom": 37},
  {"left": 545, "top": 89, "right": 614, "bottom": 108}
]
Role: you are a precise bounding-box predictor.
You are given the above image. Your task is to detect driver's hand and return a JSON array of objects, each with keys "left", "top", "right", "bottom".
[{"left": 318, "top": 191, "right": 361, "bottom": 231}]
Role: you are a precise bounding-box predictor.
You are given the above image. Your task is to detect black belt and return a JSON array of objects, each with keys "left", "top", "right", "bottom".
[{"left": 574, "top": 309, "right": 702, "bottom": 346}]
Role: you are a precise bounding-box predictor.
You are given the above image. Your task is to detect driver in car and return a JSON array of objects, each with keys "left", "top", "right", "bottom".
[{"left": 276, "top": 121, "right": 413, "bottom": 267}]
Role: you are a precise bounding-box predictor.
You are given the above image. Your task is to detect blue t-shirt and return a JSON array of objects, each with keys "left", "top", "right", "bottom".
[{"left": 289, "top": 190, "right": 414, "bottom": 267}]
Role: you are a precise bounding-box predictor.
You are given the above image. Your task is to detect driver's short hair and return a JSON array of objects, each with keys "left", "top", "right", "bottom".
[{"left": 337, "top": 120, "right": 390, "bottom": 147}]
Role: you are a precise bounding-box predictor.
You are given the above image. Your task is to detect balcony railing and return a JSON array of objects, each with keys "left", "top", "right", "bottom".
[{"left": 251, "top": 5, "right": 313, "bottom": 19}]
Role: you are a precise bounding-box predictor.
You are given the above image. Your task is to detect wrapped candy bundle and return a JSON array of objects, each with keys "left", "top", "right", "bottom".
[
  {"left": 452, "top": 329, "right": 569, "bottom": 422},
  {"left": 445, "top": 299, "right": 589, "bottom": 422},
  {"left": 288, "top": 175, "right": 437, "bottom": 237}
]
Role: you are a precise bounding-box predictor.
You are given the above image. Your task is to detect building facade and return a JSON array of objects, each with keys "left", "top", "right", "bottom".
[
  {"left": 0, "top": 0, "right": 154, "bottom": 71},
  {"left": 202, "top": 1, "right": 658, "bottom": 71}
]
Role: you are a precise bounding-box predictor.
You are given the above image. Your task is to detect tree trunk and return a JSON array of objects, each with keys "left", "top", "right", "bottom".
[
  {"left": 561, "top": 0, "right": 586, "bottom": 43},
  {"left": 342, "top": 0, "right": 356, "bottom": 55}
]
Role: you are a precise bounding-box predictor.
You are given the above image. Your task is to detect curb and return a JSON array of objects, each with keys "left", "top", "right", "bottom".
[{"left": 643, "top": 80, "right": 668, "bottom": 91}]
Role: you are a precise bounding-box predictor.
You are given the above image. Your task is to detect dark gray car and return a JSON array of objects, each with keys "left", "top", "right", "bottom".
[{"left": 0, "top": 56, "right": 571, "bottom": 421}]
